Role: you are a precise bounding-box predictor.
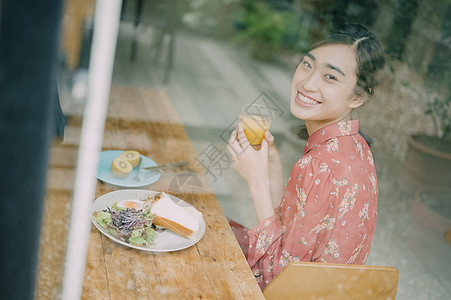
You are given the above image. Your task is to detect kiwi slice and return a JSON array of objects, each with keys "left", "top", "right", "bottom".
[
  {"left": 120, "top": 150, "right": 141, "bottom": 167},
  {"left": 111, "top": 157, "right": 133, "bottom": 179}
]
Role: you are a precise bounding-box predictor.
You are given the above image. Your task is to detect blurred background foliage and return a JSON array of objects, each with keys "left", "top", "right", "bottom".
[
  {"left": 181, "top": 0, "right": 450, "bottom": 72},
  {"left": 181, "top": 0, "right": 451, "bottom": 143}
]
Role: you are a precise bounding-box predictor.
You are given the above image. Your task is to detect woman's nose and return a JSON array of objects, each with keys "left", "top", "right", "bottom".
[{"left": 302, "top": 72, "right": 319, "bottom": 92}]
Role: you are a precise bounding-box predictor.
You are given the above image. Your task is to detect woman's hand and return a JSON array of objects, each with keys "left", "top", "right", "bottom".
[
  {"left": 227, "top": 123, "right": 269, "bottom": 185},
  {"left": 265, "top": 131, "right": 285, "bottom": 208},
  {"left": 227, "top": 123, "right": 274, "bottom": 222}
]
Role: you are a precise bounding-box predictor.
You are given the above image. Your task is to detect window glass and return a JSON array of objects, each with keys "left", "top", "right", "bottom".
[{"left": 37, "top": 0, "right": 451, "bottom": 298}]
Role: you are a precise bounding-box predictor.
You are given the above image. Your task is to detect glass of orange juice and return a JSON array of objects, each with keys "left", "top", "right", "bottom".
[{"left": 240, "top": 103, "right": 274, "bottom": 147}]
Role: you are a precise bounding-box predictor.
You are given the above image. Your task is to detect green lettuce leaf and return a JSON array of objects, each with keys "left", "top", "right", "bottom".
[
  {"left": 129, "top": 236, "right": 148, "bottom": 247},
  {"left": 145, "top": 228, "right": 158, "bottom": 245},
  {"left": 93, "top": 211, "right": 112, "bottom": 228}
]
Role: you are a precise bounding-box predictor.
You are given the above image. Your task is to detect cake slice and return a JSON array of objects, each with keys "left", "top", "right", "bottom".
[{"left": 150, "top": 192, "right": 202, "bottom": 239}]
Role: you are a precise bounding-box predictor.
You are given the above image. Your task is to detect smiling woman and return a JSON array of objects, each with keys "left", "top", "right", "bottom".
[
  {"left": 290, "top": 44, "right": 364, "bottom": 134},
  {"left": 228, "top": 24, "right": 386, "bottom": 290}
]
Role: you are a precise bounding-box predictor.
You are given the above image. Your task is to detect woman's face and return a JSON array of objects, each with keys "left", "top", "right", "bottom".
[{"left": 290, "top": 44, "right": 364, "bottom": 133}]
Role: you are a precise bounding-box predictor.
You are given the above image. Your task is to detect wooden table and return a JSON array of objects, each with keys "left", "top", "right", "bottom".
[{"left": 80, "top": 85, "right": 264, "bottom": 299}]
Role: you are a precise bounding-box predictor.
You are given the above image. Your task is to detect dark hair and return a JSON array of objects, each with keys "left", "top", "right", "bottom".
[{"left": 311, "top": 24, "right": 385, "bottom": 97}]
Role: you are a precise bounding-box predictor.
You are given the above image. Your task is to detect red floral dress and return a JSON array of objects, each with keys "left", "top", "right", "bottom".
[{"left": 246, "top": 120, "right": 378, "bottom": 290}]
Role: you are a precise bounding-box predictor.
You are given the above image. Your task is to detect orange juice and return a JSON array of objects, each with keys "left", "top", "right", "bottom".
[{"left": 241, "top": 114, "right": 272, "bottom": 145}]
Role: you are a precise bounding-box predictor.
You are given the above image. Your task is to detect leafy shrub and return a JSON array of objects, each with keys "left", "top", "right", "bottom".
[{"left": 237, "top": 0, "right": 310, "bottom": 60}]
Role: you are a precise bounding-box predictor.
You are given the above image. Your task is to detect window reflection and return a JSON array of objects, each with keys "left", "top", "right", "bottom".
[{"left": 35, "top": 0, "right": 451, "bottom": 298}]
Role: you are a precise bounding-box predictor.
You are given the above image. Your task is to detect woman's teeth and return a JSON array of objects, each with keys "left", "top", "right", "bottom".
[{"left": 298, "top": 92, "right": 320, "bottom": 105}]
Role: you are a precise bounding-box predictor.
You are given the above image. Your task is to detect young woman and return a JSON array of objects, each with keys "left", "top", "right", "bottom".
[{"left": 227, "top": 24, "right": 385, "bottom": 290}]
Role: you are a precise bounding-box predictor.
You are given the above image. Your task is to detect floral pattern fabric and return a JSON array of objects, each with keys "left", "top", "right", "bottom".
[{"left": 247, "top": 120, "right": 378, "bottom": 290}]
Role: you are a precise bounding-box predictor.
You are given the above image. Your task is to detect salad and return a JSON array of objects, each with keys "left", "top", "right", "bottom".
[{"left": 92, "top": 202, "right": 158, "bottom": 247}]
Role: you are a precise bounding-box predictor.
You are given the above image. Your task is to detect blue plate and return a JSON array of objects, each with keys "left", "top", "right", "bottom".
[{"left": 96, "top": 150, "right": 161, "bottom": 187}]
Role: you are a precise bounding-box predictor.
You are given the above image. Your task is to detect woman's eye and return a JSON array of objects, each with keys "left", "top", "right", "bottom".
[
  {"left": 302, "top": 60, "right": 311, "bottom": 69},
  {"left": 325, "top": 74, "right": 337, "bottom": 81}
]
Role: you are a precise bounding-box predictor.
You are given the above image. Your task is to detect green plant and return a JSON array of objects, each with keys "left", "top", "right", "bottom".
[
  {"left": 183, "top": 0, "right": 240, "bottom": 37},
  {"left": 237, "top": 1, "right": 294, "bottom": 59},
  {"left": 425, "top": 94, "right": 451, "bottom": 141}
]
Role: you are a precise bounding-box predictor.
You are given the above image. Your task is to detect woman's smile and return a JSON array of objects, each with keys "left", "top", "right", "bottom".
[{"left": 295, "top": 91, "right": 322, "bottom": 106}]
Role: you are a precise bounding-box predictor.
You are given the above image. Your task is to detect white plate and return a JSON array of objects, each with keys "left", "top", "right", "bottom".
[
  {"left": 96, "top": 151, "right": 161, "bottom": 187},
  {"left": 91, "top": 189, "right": 205, "bottom": 252}
]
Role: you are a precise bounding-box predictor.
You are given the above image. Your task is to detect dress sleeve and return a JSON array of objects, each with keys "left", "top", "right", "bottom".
[
  {"left": 246, "top": 202, "right": 284, "bottom": 287},
  {"left": 247, "top": 156, "right": 339, "bottom": 289}
]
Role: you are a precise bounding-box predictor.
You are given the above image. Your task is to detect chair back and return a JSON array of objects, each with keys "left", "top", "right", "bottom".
[{"left": 263, "top": 262, "right": 399, "bottom": 300}]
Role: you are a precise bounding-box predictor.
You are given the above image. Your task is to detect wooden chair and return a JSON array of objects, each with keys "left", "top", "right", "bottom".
[{"left": 263, "top": 262, "right": 399, "bottom": 300}]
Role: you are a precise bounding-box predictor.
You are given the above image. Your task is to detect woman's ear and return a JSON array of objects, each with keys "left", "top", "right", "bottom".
[{"left": 348, "top": 94, "right": 367, "bottom": 109}]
